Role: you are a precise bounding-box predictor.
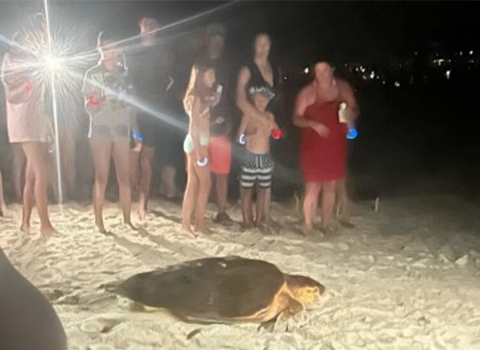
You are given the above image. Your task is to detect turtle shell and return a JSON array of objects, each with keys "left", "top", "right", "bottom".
[{"left": 116, "top": 256, "right": 286, "bottom": 323}]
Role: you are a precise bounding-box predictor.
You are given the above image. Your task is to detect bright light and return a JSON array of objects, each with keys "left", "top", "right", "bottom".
[
  {"left": 303, "top": 67, "right": 309, "bottom": 74},
  {"left": 445, "top": 70, "right": 451, "bottom": 80},
  {"left": 370, "top": 71, "right": 375, "bottom": 79},
  {"left": 394, "top": 81, "right": 401, "bottom": 88},
  {"left": 44, "top": 55, "right": 63, "bottom": 72},
  {"left": 470, "top": 51, "right": 474, "bottom": 56}
]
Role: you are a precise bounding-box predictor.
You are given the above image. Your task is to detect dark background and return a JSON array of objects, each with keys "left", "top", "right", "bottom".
[{"left": 1, "top": 1, "right": 479, "bottom": 201}]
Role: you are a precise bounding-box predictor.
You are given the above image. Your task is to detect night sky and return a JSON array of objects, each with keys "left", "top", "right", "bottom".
[{"left": 0, "top": 1, "right": 477, "bottom": 68}]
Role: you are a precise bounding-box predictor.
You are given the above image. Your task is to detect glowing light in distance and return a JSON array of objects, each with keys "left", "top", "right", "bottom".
[
  {"left": 303, "top": 67, "right": 309, "bottom": 74},
  {"left": 394, "top": 81, "right": 400, "bottom": 88},
  {"left": 445, "top": 70, "right": 451, "bottom": 80}
]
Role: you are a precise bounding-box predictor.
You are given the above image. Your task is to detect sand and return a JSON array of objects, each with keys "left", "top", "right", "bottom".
[{"left": 1, "top": 195, "right": 480, "bottom": 350}]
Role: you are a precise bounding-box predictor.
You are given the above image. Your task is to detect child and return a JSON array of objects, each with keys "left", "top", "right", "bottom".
[
  {"left": 237, "top": 86, "right": 279, "bottom": 233},
  {"left": 181, "top": 65, "right": 219, "bottom": 237}
]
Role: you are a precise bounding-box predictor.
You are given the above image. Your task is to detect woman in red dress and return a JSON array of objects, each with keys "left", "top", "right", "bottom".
[{"left": 293, "top": 62, "right": 359, "bottom": 234}]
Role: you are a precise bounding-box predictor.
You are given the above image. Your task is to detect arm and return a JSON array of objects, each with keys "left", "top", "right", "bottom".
[
  {"left": 338, "top": 79, "right": 360, "bottom": 123},
  {"left": 237, "top": 114, "right": 249, "bottom": 142},
  {"left": 235, "top": 67, "right": 271, "bottom": 127},
  {"left": 1, "top": 54, "right": 31, "bottom": 104},
  {"left": 190, "top": 97, "right": 207, "bottom": 159},
  {"left": 292, "top": 87, "right": 316, "bottom": 129},
  {"left": 183, "top": 64, "right": 198, "bottom": 118}
]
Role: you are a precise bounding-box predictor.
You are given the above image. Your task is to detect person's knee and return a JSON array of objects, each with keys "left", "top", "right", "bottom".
[{"left": 95, "top": 172, "right": 108, "bottom": 188}]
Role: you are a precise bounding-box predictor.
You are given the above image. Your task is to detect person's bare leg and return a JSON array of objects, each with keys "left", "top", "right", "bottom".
[
  {"left": 303, "top": 183, "right": 321, "bottom": 235},
  {"left": 112, "top": 141, "right": 134, "bottom": 229},
  {"left": 129, "top": 149, "right": 140, "bottom": 200},
  {"left": 240, "top": 186, "right": 254, "bottom": 231},
  {"left": 161, "top": 165, "right": 177, "bottom": 199},
  {"left": 321, "top": 181, "right": 337, "bottom": 234},
  {"left": 181, "top": 155, "right": 199, "bottom": 236},
  {"left": 337, "top": 177, "right": 354, "bottom": 227},
  {"left": 193, "top": 162, "right": 211, "bottom": 234},
  {"left": 90, "top": 140, "right": 112, "bottom": 233},
  {"left": 12, "top": 144, "right": 26, "bottom": 202},
  {"left": 138, "top": 146, "right": 154, "bottom": 220},
  {"left": 256, "top": 187, "right": 271, "bottom": 233},
  {"left": 20, "top": 160, "right": 35, "bottom": 232},
  {"left": 214, "top": 174, "right": 232, "bottom": 223},
  {"left": 21, "top": 143, "right": 56, "bottom": 235}
]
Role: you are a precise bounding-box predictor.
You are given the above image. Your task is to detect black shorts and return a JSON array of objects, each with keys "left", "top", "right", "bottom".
[{"left": 240, "top": 151, "right": 274, "bottom": 189}]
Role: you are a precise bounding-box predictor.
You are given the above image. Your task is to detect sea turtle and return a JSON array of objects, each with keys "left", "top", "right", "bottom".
[
  {"left": 110, "top": 256, "right": 325, "bottom": 325},
  {"left": 0, "top": 247, "right": 67, "bottom": 350}
]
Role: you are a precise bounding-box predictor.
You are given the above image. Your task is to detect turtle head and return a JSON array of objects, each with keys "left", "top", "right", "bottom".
[{"left": 285, "top": 274, "right": 325, "bottom": 305}]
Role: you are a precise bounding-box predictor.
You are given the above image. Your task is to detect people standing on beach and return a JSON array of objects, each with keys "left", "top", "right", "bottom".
[
  {"left": 83, "top": 31, "right": 142, "bottom": 233},
  {"left": 181, "top": 65, "right": 219, "bottom": 237},
  {"left": 236, "top": 33, "right": 283, "bottom": 229},
  {"left": 293, "top": 62, "right": 359, "bottom": 235},
  {"left": 184, "top": 25, "right": 234, "bottom": 225},
  {"left": 237, "top": 87, "right": 279, "bottom": 233},
  {"left": 1, "top": 14, "right": 56, "bottom": 235},
  {"left": 128, "top": 16, "right": 178, "bottom": 220}
]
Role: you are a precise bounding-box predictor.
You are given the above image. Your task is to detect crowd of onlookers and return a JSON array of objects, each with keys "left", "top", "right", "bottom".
[{"left": 1, "top": 13, "right": 359, "bottom": 237}]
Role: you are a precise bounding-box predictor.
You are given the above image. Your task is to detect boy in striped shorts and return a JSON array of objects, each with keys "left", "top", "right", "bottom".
[{"left": 237, "top": 86, "right": 279, "bottom": 233}]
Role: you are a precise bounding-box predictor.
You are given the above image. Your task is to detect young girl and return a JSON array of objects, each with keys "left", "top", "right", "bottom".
[
  {"left": 82, "top": 31, "right": 142, "bottom": 233},
  {"left": 181, "top": 65, "right": 218, "bottom": 237}
]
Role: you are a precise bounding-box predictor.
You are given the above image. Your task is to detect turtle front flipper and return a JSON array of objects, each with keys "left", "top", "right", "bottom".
[{"left": 259, "top": 297, "right": 304, "bottom": 333}]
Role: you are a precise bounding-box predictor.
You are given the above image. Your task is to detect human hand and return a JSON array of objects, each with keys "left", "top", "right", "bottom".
[
  {"left": 132, "top": 140, "right": 143, "bottom": 153},
  {"left": 312, "top": 122, "right": 330, "bottom": 137},
  {"left": 196, "top": 147, "right": 209, "bottom": 161}
]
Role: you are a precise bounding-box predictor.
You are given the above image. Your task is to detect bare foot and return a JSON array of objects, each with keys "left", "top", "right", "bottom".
[
  {"left": 20, "top": 223, "right": 31, "bottom": 234},
  {"left": 257, "top": 222, "right": 273, "bottom": 235},
  {"left": 138, "top": 207, "right": 147, "bottom": 221},
  {"left": 95, "top": 223, "right": 107, "bottom": 234},
  {"left": 339, "top": 219, "right": 355, "bottom": 229},
  {"left": 124, "top": 221, "right": 138, "bottom": 231},
  {"left": 194, "top": 225, "right": 212, "bottom": 235},
  {"left": 181, "top": 227, "right": 199, "bottom": 238},
  {"left": 240, "top": 223, "right": 255, "bottom": 232},
  {"left": 214, "top": 213, "right": 235, "bottom": 226},
  {"left": 41, "top": 225, "right": 57, "bottom": 236},
  {"left": 320, "top": 226, "right": 335, "bottom": 236},
  {"left": 303, "top": 225, "right": 315, "bottom": 237}
]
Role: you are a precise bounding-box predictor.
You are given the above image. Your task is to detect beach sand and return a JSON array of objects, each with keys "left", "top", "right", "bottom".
[{"left": 1, "top": 195, "right": 480, "bottom": 350}]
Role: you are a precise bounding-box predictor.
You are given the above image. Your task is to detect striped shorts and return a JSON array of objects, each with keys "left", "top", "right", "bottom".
[{"left": 240, "top": 151, "right": 274, "bottom": 189}]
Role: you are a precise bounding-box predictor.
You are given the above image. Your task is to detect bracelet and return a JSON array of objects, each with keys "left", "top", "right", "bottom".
[
  {"left": 239, "top": 134, "right": 246, "bottom": 145},
  {"left": 132, "top": 131, "right": 145, "bottom": 141},
  {"left": 197, "top": 158, "right": 209, "bottom": 167}
]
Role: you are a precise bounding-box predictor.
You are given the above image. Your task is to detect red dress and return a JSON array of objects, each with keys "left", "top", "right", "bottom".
[{"left": 300, "top": 98, "right": 348, "bottom": 183}]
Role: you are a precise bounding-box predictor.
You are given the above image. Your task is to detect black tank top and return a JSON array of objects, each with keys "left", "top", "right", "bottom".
[{"left": 246, "top": 59, "right": 280, "bottom": 112}]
